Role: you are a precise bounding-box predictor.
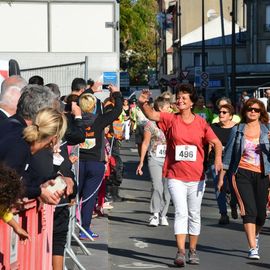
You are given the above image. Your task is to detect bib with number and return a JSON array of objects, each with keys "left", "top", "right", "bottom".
[
  {"left": 80, "top": 138, "right": 96, "bottom": 150},
  {"left": 175, "top": 145, "right": 197, "bottom": 161},
  {"left": 156, "top": 144, "right": 166, "bottom": 158}
]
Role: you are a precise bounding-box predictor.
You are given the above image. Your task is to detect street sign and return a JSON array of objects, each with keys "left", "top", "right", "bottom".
[
  {"left": 200, "top": 72, "right": 209, "bottom": 81},
  {"left": 180, "top": 71, "right": 189, "bottom": 79},
  {"left": 103, "top": 72, "right": 118, "bottom": 86},
  {"left": 200, "top": 72, "right": 209, "bottom": 88}
]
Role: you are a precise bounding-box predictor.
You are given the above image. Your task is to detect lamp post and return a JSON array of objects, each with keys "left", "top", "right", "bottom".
[
  {"left": 231, "top": 0, "right": 236, "bottom": 106},
  {"left": 201, "top": 0, "right": 206, "bottom": 97}
]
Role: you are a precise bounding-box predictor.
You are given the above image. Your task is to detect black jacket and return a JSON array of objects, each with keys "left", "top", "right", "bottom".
[{"left": 79, "top": 92, "right": 122, "bottom": 161}]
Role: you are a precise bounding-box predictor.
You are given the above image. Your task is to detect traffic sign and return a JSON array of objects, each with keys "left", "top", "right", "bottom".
[
  {"left": 180, "top": 71, "right": 189, "bottom": 79},
  {"left": 200, "top": 72, "right": 209, "bottom": 81},
  {"left": 201, "top": 80, "right": 209, "bottom": 88}
]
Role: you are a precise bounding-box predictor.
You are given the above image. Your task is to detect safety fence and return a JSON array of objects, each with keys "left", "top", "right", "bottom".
[
  {"left": 0, "top": 144, "right": 97, "bottom": 270},
  {"left": 20, "top": 58, "right": 87, "bottom": 97},
  {"left": 0, "top": 200, "right": 54, "bottom": 270}
]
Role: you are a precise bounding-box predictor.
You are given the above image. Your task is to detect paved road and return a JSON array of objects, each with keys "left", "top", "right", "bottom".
[
  {"left": 108, "top": 139, "right": 270, "bottom": 270},
  {"left": 67, "top": 137, "right": 270, "bottom": 269}
]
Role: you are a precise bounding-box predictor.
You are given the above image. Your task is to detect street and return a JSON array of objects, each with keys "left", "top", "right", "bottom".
[{"left": 108, "top": 138, "right": 270, "bottom": 270}]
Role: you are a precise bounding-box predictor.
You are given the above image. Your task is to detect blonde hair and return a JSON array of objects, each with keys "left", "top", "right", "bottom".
[
  {"left": 79, "top": 93, "right": 96, "bottom": 113},
  {"left": 23, "top": 108, "right": 67, "bottom": 143}
]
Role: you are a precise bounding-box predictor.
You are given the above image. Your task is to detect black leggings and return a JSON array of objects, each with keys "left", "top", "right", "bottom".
[{"left": 234, "top": 168, "right": 269, "bottom": 226}]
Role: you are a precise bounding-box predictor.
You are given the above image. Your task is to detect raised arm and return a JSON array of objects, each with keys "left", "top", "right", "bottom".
[{"left": 138, "top": 90, "right": 160, "bottom": 122}]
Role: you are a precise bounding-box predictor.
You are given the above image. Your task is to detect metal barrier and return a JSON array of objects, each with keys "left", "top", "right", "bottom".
[
  {"left": 0, "top": 200, "right": 54, "bottom": 270},
  {"left": 21, "top": 58, "right": 87, "bottom": 96}
]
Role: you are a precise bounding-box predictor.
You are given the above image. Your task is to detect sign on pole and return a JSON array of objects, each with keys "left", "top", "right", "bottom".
[{"left": 200, "top": 72, "right": 209, "bottom": 88}]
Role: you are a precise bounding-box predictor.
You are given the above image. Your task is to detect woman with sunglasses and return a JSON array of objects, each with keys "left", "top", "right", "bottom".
[
  {"left": 218, "top": 98, "right": 270, "bottom": 260},
  {"left": 209, "top": 104, "right": 236, "bottom": 225}
]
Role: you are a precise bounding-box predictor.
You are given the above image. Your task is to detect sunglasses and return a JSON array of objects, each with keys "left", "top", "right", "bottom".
[
  {"left": 247, "top": 107, "right": 261, "bottom": 113},
  {"left": 219, "top": 111, "right": 229, "bottom": 115}
]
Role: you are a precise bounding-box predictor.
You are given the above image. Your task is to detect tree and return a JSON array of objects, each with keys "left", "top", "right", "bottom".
[{"left": 120, "top": 0, "right": 157, "bottom": 85}]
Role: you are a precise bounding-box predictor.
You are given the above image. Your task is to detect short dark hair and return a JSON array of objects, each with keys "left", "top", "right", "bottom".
[
  {"left": 87, "top": 79, "right": 95, "bottom": 87},
  {"left": 241, "top": 98, "right": 269, "bottom": 124},
  {"left": 29, "top": 75, "right": 44, "bottom": 86},
  {"left": 71, "top": 78, "right": 86, "bottom": 92},
  {"left": 175, "top": 83, "right": 198, "bottom": 104}
]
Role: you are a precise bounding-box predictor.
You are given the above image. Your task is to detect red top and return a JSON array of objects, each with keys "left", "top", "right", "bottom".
[{"left": 158, "top": 112, "right": 217, "bottom": 181}]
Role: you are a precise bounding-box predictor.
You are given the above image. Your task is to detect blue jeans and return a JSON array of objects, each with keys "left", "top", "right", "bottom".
[
  {"left": 211, "top": 165, "right": 227, "bottom": 215},
  {"left": 79, "top": 160, "right": 105, "bottom": 230}
]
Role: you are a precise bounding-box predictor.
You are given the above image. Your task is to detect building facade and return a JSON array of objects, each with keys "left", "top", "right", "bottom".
[{"left": 157, "top": 0, "right": 270, "bottom": 102}]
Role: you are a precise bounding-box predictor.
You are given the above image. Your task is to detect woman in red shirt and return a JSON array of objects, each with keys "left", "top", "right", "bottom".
[{"left": 138, "top": 84, "right": 222, "bottom": 267}]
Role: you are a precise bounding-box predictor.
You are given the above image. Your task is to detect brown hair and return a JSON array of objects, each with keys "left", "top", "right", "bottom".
[
  {"left": 175, "top": 83, "right": 198, "bottom": 104},
  {"left": 219, "top": 103, "right": 234, "bottom": 116},
  {"left": 240, "top": 98, "right": 269, "bottom": 124}
]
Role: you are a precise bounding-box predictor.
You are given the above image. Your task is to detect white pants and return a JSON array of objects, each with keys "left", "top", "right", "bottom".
[{"left": 168, "top": 179, "right": 205, "bottom": 235}]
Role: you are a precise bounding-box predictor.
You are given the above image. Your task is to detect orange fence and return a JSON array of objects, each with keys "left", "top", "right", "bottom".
[{"left": 0, "top": 200, "right": 54, "bottom": 270}]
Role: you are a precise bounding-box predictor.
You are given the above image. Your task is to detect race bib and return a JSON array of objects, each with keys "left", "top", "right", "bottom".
[
  {"left": 175, "top": 145, "right": 197, "bottom": 161},
  {"left": 80, "top": 138, "right": 96, "bottom": 150},
  {"left": 156, "top": 144, "right": 166, "bottom": 158}
]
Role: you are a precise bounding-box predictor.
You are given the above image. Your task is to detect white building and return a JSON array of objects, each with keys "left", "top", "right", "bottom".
[{"left": 0, "top": 0, "right": 120, "bottom": 94}]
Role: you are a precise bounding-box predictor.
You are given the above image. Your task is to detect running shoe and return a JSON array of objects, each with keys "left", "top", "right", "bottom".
[
  {"left": 160, "top": 216, "right": 169, "bottom": 226},
  {"left": 149, "top": 215, "right": 159, "bottom": 227},
  {"left": 174, "top": 252, "right": 186, "bottom": 267},
  {"left": 231, "top": 205, "right": 238, "bottom": 219},
  {"left": 79, "top": 229, "right": 99, "bottom": 240},
  {"left": 187, "top": 249, "right": 200, "bottom": 265},
  {"left": 248, "top": 248, "right": 260, "bottom": 260},
  {"left": 219, "top": 214, "right": 229, "bottom": 225},
  {"left": 103, "top": 202, "right": 114, "bottom": 209}
]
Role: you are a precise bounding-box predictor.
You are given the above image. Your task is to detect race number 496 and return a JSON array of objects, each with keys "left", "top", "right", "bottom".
[{"left": 175, "top": 145, "right": 197, "bottom": 161}]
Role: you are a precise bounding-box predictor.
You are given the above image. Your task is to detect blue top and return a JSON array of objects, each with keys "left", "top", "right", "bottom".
[{"left": 223, "top": 123, "right": 270, "bottom": 176}]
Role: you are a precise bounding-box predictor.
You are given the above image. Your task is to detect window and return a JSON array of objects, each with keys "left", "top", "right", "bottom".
[
  {"left": 266, "top": 45, "right": 270, "bottom": 63},
  {"left": 194, "top": 53, "right": 208, "bottom": 67},
  {"left": 265, "top": 5, "right": 270, "bottom": 31}
]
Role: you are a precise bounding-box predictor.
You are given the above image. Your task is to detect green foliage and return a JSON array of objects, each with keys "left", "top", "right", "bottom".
[{"left": 120, "top": 0, "right": 157, "bottom": 85}]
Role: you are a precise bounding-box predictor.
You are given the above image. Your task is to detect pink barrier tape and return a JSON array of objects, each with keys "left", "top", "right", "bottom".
[{"left": 0, "top": 200, "right": 54, "bottom": 270}]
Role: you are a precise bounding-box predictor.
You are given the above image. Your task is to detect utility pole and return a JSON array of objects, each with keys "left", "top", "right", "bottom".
[
  {"left": 220, "top": 0, "right": 229, "bottom": 97},
  {"left": 231, "top": 0, "right": 236, "bottom": 106},
  {"left": 201, "top": 0, "right": 206, "bottom": 97},
  {"left": 178, "top": 0, "right": 182, "bottom": 72}
]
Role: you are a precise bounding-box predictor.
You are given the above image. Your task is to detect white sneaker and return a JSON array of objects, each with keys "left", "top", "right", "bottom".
[
  {"left": 103, "top": 202, "right": 114, "bottom": 210},
  {"left": 248, "top": 248, "right": 260, "bottom": 260},
  {"left": 160, "top": 216, "right": 169, "bottom": 226},
  {"left": 149, "top": 215, "right": 159, "bottom": 227}
]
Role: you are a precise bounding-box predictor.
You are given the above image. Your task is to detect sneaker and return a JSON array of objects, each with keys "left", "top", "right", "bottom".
[
  {"left": 188, "top": 249, "right": 200, "bottom": 265},
  {"left": 174, "top": 252, "right": 186, "bottom": 267},
  {"left": 149, "top": 215, "right": 159, "bottom": 227},
  {"left": 231, "top": 206, "right": 238, "bottom": 219},
  {"left": 103, "top": 202, "right": 114, "bottom": 210},
  {"left": 256, "top": 234, "right": 260, "bottom": 251},
  {"left": 219, "top": 214, "right": 230, "bottom": 225},
  {"left": 79, "top": 229, "right": 99, "bottom": 240},
  {"left": 160, "top": 216, "right": 169, "bottom": 226},
  {"left": 248, "top": 248, "right": 260, "bottom": 260}
]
